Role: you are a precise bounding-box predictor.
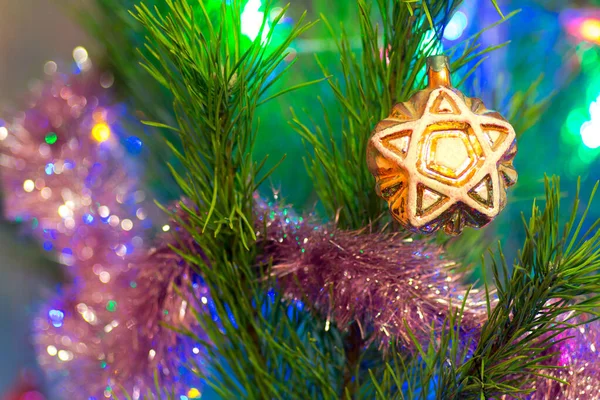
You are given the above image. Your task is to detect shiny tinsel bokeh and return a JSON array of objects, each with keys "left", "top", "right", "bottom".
[
  {"left": 0, "top": 61, "right": 207, "bottom": 398},
  {"left": 522, "top": 316, "right": 600, "bottom": 400},
  {"left": 255, "top": 194, "right": 487, "bottom": 350}
]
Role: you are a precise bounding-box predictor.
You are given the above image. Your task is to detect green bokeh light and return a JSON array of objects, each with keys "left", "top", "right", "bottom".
[
  {"left": 45, "top": 132, "right": 58, "bottom": 144},
  {"left": 106, "top": 300, "right": 117, "bottom": 312}
]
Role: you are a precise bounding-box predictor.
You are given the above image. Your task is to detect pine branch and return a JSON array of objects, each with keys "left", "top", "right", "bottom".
[
  {"left": 355, "top": 177, "right": 600, "bottom": 400},
  {"left": 134, "top": 1, "right": 341, "bottom": 398},
  {"left": 362, "top": 296, "right": 475, "bottom": 399},
  {"left": 342, "top": 322, "right": 364, "bottom": 399},
  {"left": 439, "top": 177, "right": 600, "bottom": 399},
  {"left": 504, "top": 74, "right": 554, "bottom": 139}
]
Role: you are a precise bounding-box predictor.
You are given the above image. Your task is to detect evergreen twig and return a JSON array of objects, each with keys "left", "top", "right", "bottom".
[
  {"left": 362, "top": 178, "right": 600, "bottom": 399},
  {"left": 444, "top": 177, "right": 600, "bottom": 399},
  {"left": 134, "top": 1, "right": 343, "bottom": 398},
  {"left": 404, "top": 177, "right": 600, "bottom": 400}
]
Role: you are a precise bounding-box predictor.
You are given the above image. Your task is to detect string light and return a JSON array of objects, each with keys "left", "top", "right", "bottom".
[
  {"left": 444, "top": 11, "right": 468, "bottom": 41},
  {"left": 49, "top": 309, "right": 65, "bottom": 328},
  {"left": 241, "top": 0, "right": 270, "bottom": 43},
  {"left": 58, "top": 350, "right": 73, "bottom": 362},
  {"left": 98, "top": 206, "right": 110, "bottom": 218},
  {"left": 58, "top": 205, "right": 73, "bottom": 219},
  {"left": 73, "top": 46, "right": 92, "bottom": 71},
  {"left": 91, "top": 122, "right": 111, "bottom": 143},
  {"left": 44, "top": 61, "right": 58, "bottom": 75},
  {"left": 23, "top": 179, "right": 35, "bottom": 192},
  {"left": 580, "top": 94, "right": 600, "bottom": 149},
  {"left": 47, "top": 345, "right": 58, "bottom": 356},
  {"left": 121, "top": 219, "right": 133, "bottom": 231},
  {"left": 580, "top": 18, "right": 600, "bottom": 43}
]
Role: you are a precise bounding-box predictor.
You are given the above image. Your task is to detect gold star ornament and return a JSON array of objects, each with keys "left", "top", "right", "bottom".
[{"left": 367, "top": 56, "right": 517, "bottom": 235}]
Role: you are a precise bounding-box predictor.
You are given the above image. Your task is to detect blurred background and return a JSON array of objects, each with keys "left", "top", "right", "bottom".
[
  {"left": 1, "top": 0, "right": 600, "bottom": 397},
  {"left": 0, "top": 1, "right": 92, "bottom": 397},
  {"left": 0, "top": 1, "right": 93, "bottom": 101}
]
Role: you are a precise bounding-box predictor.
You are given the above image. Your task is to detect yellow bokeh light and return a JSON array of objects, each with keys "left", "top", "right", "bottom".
[
  {"left": 58, "top": 204, "right": 73, "bottom": 219},
  {"left": 91, "top": 123, "right": 111, "bottom": 143},
  {"left": 47, "top": 345, "right": 58, "bottom": 356},
  {"left": 23, "top": 179, "right": 35, "bottom": 192},
  {"left": 581, "top": 19, "right": 600, "bottom": 43},
  {"left": 187, "top": 388, "right": 201, "bottom": 398}
]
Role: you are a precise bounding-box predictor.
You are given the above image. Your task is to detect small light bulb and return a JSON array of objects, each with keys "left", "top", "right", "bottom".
[
  {"left": 98, "top": 206, "right": 110, "bottom": 218},
  {"left": 47, "top": 345, "right": 58, "bottom": 356},
  {"left": 121, "top": 219, "right": 133, "bottom": 231},
  {"left": 58, "top": 205, "right": 73, "bottom": 218},
  {"left": 91, "top": 123, "right": 111, "bottom": 143},
  {"left": 73, "top": 46, "right": 89, "bottom": 64},
  {"left": 581, "top": 19, "right": 600, "bottom": 42},
  {"left": 23, "top": 179, "right": 35, "bottom": 192}
]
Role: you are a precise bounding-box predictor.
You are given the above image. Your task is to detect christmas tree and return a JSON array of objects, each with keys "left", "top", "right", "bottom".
[{"left": 2, "top": 0, "right": 600, "bottom": 399}]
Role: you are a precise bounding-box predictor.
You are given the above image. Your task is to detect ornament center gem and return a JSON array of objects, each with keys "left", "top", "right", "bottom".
[
  {"left": 430, "top": 132, "right": 470, "bottom": 175},
  {"left": 418, "top": 124, "right": 484, "bottom": 186}
]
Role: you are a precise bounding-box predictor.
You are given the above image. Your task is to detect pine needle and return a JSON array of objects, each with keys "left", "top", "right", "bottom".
[{"left": 133, "top": 1, "right": 341, "bottom": 398}]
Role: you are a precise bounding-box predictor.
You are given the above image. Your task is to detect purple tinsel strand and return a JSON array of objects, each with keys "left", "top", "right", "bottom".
[
  {"left": 34, "top": 224, "right": 209, "bottom": 398},
  {"left": 0, "top": 65, "right": 208, "bottom": 398},
  {"left": 520, "top": 316, "right": 600, "bottom": 400},
  {"left": 255, "top": 194, "right": 487, "bottom": 350}
]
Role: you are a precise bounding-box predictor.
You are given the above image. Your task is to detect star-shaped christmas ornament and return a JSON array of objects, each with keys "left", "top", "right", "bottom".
[{"left": 367, "top": 56, "right": 517, "bottom": 235}]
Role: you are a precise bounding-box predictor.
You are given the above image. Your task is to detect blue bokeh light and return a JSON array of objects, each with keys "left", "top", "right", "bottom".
[
  {"left": 444, "top": 11, "right": 468, "bottom": 41},
  {"left": 48, "top": 309, "right": 64, "bottom": 328},
  {"left": 125, "top": 136, "right": 143, "bottom": 155}
]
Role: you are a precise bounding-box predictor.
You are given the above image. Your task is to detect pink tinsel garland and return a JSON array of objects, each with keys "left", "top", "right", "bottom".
[{"left": 0, "top": 66, "right": 206, "bottom": 398}]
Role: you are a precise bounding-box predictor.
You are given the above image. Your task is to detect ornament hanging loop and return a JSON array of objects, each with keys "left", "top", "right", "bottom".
[{"left": 426, "top": 55, "right": 452, "bottom": 88}]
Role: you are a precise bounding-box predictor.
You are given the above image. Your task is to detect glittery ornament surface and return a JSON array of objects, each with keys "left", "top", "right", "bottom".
[
  {"left": 367, "top": 56, "right": 517, "bottom": 235},
  {"left": 256, "top": 195, "right": 486, "bottom": 349},
  {"left": 0, "top": 63, "right": 207, "bottom": 398}
]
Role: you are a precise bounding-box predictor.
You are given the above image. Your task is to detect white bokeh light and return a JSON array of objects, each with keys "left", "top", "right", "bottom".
[
  {"left": 444, "top": 11, "right": 468, "bottom": 41},
  {"left": 241, "top": 0, "right": 270, "bottom": 42},
  {"left": 581, "top": 94, "right": 600, "bottom": 149}
]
